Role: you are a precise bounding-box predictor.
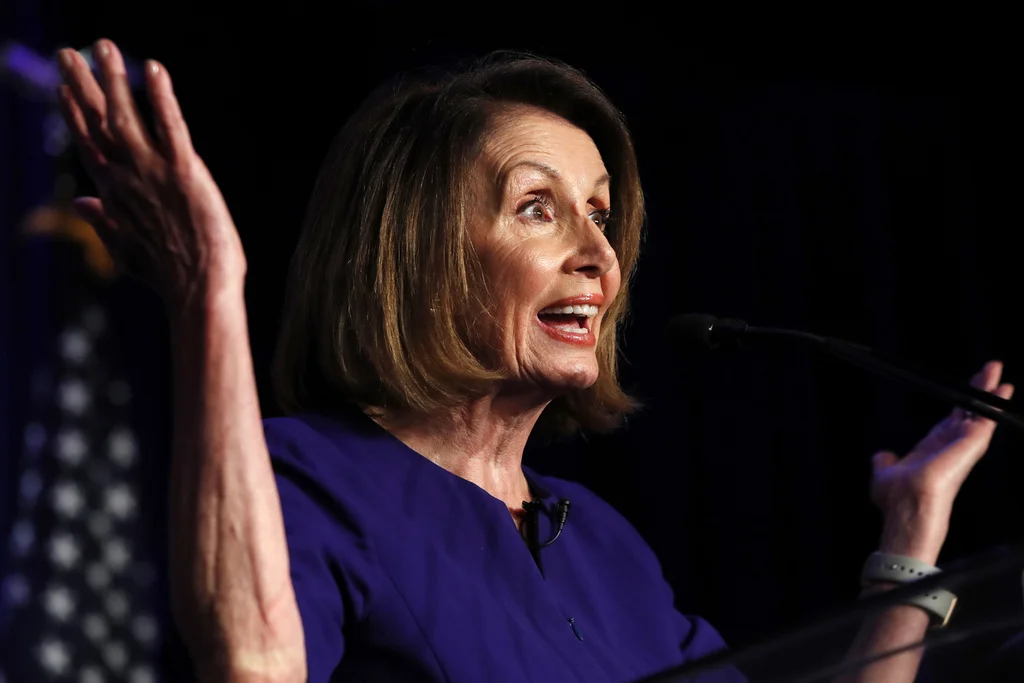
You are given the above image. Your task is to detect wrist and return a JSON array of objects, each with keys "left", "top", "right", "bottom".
[
  {"left": 879, "top": 497, "right": 950, "bottom": 566},
  {"left": 858, "top": 580, "right": 898, "bottom": 598},
  {"left": 167, "top": 277, "right": 246, "bottom": 336}
]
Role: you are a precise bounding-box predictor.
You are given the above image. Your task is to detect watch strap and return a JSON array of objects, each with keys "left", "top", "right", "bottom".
[{"left": 860, "top": 551, "right": 957, "bottom": 628}]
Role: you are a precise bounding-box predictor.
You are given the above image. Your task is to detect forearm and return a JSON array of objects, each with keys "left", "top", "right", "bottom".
[
  {"left": 835, "top": 507, "right": 947, "bottom": 683},
  {"left": 835, "top": 588, "right": 930, "bottom": 683},
  {"left": 167, "top": 284, "right": 305, "bottom": 683}
]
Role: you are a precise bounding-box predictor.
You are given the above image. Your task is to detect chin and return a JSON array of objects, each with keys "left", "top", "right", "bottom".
[{"left": 546, "top": 362, "right": 600, "bottom": 392}]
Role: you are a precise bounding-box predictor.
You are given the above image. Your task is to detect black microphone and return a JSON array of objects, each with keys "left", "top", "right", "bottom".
[
  {"left": 522, "top": 499, "right": 571, "bottom": 574},
  {"left": 667, "top": 313, "right": 1024, "bottom": 433},
  {"left": 523, "top": 499, "right": 572, "bottom": 548},
  {"left": 541, "top": 499, "right": 571, "bottom": 548}
]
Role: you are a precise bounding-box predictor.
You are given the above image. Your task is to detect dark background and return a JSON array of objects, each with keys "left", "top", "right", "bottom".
[{"left": 5, "top": 3, "right": 1024, "bottom": 676}]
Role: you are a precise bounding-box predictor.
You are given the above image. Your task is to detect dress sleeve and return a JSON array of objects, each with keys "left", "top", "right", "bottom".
[
  {"left": 266, "top": 418, "right": 380, "bottom": 683},
  {"left": 672, "top": 610, "right": 748, "bottom": 682}
]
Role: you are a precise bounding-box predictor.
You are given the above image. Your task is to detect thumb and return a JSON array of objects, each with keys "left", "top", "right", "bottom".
[
  {"left": 71, "top": 196, "right": 105, "bottom": 225},
  {"left": 72, "top": 196, "right": 110, "bottom": 231},
  {"left": 872, "top": 450, "right": 900, "bottom": 476},
  {"left": 71, "top": 196, "right": 120, "bottom": 246}
]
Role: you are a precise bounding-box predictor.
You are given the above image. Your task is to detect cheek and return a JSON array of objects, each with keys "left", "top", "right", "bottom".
[
  {"left": 601, "top": 266, "right": 623, "bottom": 311},
  {"left": 489, "top": 248, "right": 560, "bottom": 312},
  {"left": 606, "top": 268, "right": 622, "bottom": 298}
]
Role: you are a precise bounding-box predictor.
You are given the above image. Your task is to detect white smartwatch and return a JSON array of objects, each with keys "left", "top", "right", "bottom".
[{"left": 860, "top": 551, "right": 957, "bottom": 628}]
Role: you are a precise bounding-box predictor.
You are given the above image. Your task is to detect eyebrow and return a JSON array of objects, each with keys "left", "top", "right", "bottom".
[{"left": 500, "top": 160, "right": 611, "bottom": 194}]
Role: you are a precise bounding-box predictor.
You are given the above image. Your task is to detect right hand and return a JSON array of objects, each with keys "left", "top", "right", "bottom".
[{"left": 57, "top": 38, "right": 245, "bottom": 317}]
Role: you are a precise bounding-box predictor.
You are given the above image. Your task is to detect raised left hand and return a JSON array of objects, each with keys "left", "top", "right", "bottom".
[{"left": 870, "top": 361, "right": 1014, "bottom": 564}]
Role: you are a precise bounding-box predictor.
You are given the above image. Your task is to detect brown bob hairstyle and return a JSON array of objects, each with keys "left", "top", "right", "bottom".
[{"left": 272, "top": 52, "right": 645, "bottom": 434}]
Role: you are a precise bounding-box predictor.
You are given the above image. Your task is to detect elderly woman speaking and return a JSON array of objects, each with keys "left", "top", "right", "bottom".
[{"left": 56, "top": 39, "right": 1012, "bottom": 683}]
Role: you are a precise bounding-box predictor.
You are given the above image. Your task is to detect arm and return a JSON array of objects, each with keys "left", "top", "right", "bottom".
[
  {"left": 168, "top": 287, "right": 306, "bottom": 683},
  {"left": 836, "top": 361, "right": 1013, "bottom": 683},
  {"left": 835, "top": 502, "right": 943, "bottom": 683},
  {"left": 56, "top": 39, "right": 305, "bottom": 682}
]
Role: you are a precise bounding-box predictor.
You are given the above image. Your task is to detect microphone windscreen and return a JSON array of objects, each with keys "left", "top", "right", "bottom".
[{"left": 666, "top": 313, "right": 719, "bottom": 350}]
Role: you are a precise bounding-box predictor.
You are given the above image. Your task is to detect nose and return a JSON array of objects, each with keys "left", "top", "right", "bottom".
[{"left": 563, "top": 214, "right": 617, "bottom": 278}]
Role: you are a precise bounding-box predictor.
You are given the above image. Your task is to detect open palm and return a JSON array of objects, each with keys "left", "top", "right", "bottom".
[{"left": 871, "top": 361, "right": 1014, "bottom": 519}]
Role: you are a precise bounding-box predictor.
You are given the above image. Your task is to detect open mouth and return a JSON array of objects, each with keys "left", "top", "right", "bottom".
[{"left": 536, "top": 303, "right": 598, "bottom": 340}]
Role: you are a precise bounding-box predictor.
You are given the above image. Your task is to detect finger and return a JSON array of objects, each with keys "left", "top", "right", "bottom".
[
  {"left": 971, "top": 360, "right": 1003, "bottom": 392},
  {"left": 94, "top": 39, "right": 154, "bottom": 156},
  {"left": 952, "top": 361, "right": 1005, "bottom": 422},
  {"left": 71, "top": 197, "right": 119, "bottom": 244},
  {"left": 872, "top": 450, "right": 899, "bottom": 476},
  {"left": 960, "top": 383, "right": 1014, "bottom": 445},
  {"left": 982, "top": 383, "right": 1016, "bottom": 421},
  {"left": 57, "top": 48, "right": 114, "bottom": 156},
  {"left": 144, "top": 60, "right": 194, "bottom": 163},
  {"left": 58, "top": 85, "right": 109, "bottom": 175}
]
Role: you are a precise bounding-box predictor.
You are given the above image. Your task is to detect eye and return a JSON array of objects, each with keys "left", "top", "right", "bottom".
[
  {"left": 589, "top": 208, "right": 613, "bottom": 232},
  {"left": 518, "top": 195, "right": 554, "bottom": 222}
]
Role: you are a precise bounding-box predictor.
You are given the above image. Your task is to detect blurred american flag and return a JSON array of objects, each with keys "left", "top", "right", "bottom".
[{"left": 1, "top": 288, "right": 162, "bottom": 682}]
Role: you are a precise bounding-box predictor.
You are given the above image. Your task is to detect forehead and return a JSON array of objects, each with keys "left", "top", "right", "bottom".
[{"left": 481, "top": 108, "right": 608, "bottom": 187}]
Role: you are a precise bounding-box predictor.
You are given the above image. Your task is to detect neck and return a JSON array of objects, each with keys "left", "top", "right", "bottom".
[{"left": 371, "top": 391, "right": 548, "bottom": 512}]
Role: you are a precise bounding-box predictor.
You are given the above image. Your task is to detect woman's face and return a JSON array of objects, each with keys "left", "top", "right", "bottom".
[{"left": 471, "top": 107, "right": 620, "bottom": 395}]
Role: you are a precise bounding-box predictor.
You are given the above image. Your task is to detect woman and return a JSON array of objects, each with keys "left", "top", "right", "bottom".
[{"left": 55, "top": 39, "right": 1012, "bottom": 683}]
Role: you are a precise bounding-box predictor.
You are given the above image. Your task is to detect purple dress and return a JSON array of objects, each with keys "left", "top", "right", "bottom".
[{"left": 267, "top": 410, "right": 745, "bottom": 682}]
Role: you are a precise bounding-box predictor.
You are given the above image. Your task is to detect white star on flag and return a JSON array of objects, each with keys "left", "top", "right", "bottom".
[
  {"left": 129, "top": 664, "right": 157, "bottom": 683},
  {"left": 52, "top": 481, "right": 85, "bottom": 518},
  {"left": 49, "top": 533, "right": 81, "bottom": 569},
  {"left": 19, "top": 470, "right": 42, "bottom": 504},
  {"left": 9, "top": 520, "right": 34, "bottom": 556},
  {"left": 3, "top": 574, "right": 30, "bottom": 606},
  {"left": 23, "top": 422, "right": 46, "bottom": 454},
  {"left": 104, "top": 484, "right": 136, "bottom": 519},
  {"left": 104, "top": 589, "right": 129, "bottom": 621},
  {"left": 102, "top": 641, "right": 128, "bottom": 671},
  {"left": 37, "top": 638, "right": 71, "bottom": 674},
  {"left": 56, "top": 428, "right": 88, "bottom": 466},
  {"left": 103, "top": 538, "right": 131, "bottom": 572},
  {"left": 60, "top": 329, "right": 91, "bottom": 364},
  {"left": 42, "top": 585, "right": 75, "bottom": 622},
  {"left": 80, "top": 665, "right": 106, "bottom": 683},
  {"left": 82, "top": 613, "right": 109, "bottom": 641},
  {"left": 87, "top": 512, "right": 113, "bottom": 539},
  {"left": 131, "top": 613, "right": 159, "bottom": 645},
  {"left": 85, "top": 563, "right": 111, "bottom": 590},
  {"left": 58, "top": 378, "right": 91, "bottom": 414},
  {"left": 107, "top": 429, "right": 137, "bottom": 467}
]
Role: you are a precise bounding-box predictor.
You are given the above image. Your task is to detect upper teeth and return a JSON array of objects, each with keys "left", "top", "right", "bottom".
[{"left": 539, "top": 304, "right": 599, "bottom": 317}]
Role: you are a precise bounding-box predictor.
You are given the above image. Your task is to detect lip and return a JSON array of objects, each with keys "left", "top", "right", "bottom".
[
  {"left": 541, "top": 293, "right": 605, "bottom": 309},
  {"left": 536, "top": 293, "right": 604, "bottom": 347}
]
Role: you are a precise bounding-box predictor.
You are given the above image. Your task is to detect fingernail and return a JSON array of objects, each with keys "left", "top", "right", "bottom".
[
  {"left": 147, "top": 60, "right": 160, "bottom": 75},
  {"left": 96, "top": 40, "right": 110, "bottom": 57},
  {"left": 59, "top": 49, "right": 74, "bottom": 69}
]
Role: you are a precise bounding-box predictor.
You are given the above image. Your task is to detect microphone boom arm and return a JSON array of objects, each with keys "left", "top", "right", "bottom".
[
  {"left": 736, "top": 321, "right": 1023, "bottom": 433},
  {"left": 819, "top": 339, "right": 1024, "bottom": 432},
  {"left": 676, "top": 313, "right": 1024, "bottom": 433}
]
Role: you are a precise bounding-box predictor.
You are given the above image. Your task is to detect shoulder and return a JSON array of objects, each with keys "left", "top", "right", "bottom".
[
  {"left": 262, "top": 412, "right": 384, "bottom": 541},
  {"left": 264, "top": 412, "right": 384, "bottom": 587},
  {"left": 264, "top": 412, "right": 370, "bottom": 466},
  {"left": 263, "top": 415, "right": 384, "bottom": 662},
  {"left": 263, "top": 411, "right": 396, "bottom": 489}
]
